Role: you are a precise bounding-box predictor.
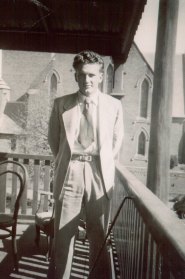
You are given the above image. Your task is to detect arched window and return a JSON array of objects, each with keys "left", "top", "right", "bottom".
[
  {"left": 106, "top": 64, "right": 114, "bottom": 94},
  {"left": 50, "top": 73, "right": 57, "bottom": 97},
  {"left": 138, "top": 131, "right": 146, "bottom": 155},
  {"left": 140, "top": 78, "right": 149, "bottom": 118}
]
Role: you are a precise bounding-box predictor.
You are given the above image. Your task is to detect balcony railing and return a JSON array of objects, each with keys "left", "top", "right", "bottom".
[
  {"left": 1, "top": 152, "right": 185, "bottom": 278},
  {"left": 111, "top": 163, "right": 185, "bottom": 279},
  {"left": 0, "top": 152, "right": 53, "bottom": 217}
]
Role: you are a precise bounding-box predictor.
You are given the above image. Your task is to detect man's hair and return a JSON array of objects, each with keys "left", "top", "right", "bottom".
[{"left": 73, "top": 50, "right": 104, "bottom": 72}]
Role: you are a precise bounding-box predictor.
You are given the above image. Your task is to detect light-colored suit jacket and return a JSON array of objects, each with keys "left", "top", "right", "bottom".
[{"left": 48, "top": 91, "right": 124, "bottom": 199}]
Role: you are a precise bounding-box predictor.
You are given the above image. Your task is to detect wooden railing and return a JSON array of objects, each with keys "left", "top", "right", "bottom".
[
  {"left": 0, "top": 152, "right": 53, "bottom": 218},
  {"left": 111, "top": 163, "right": 185, "bottom": 279}
]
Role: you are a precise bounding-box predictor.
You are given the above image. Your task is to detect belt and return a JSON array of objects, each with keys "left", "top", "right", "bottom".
[{"left": 71, "top": 154, "right": 99, "bottom": 162}]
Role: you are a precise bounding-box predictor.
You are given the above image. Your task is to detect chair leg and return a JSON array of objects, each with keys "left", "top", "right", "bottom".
[
  {"left": 45, "top": 236, "right": 53, "bottom": 261},
  {"left": 48, "top": 237, "right": 53, "bottom": 260},
  {"left": 35, "top": 225, "right": 41, "bottom": 248},
  {"left": 12, "top": 236, "right": 18, "bottom": 272}
]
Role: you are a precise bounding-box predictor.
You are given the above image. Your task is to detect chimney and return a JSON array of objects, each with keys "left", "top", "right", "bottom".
[{"left": 0, "top": 78, "right": 10, "bottom": 117}]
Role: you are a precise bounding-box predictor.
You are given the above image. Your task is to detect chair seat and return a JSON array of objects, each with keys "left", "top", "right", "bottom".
[
  {"left": 35, "top": 212, "right": 52, "bottom": 225},
  {"left": 0, "top": 213, "right": 14, "bottom": 228},
  {"left": 35, "top": 212, "right": 54, "bottom": 237}
]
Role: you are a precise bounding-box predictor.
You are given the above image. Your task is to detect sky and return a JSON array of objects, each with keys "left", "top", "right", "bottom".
[{"left": 134, "top": 0, "right": 185, "bottom": 55}]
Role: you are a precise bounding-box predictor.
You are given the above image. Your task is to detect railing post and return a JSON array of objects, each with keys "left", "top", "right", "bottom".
[
  {"left": 21, "top": 158, "right": 29, "bottom": 214},
  {"left": 32, "top": 159, "right": 40, "bottom": 214},
  {"left": 0, "top": 153, "right": 8, "bottom": 212},
  {"left": 0, "top": 153, "right": 7, "bottom": 212}
]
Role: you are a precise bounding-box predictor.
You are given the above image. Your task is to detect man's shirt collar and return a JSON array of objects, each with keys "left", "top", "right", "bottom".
[{"left": 78, "top": 91, "right": 99, "bottom": 106}]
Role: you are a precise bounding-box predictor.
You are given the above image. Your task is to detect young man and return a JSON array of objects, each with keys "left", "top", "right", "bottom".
[{"left": 47, "top": 51, "right": 124, "bottom": 279}]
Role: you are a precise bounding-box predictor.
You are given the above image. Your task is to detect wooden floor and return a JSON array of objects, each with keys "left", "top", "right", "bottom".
[
  {"left": 0, "top": 221, "right": 90, "bottom": 279},
  {"left": 0, "top": 221, "right": 120, "bottom": 279}
]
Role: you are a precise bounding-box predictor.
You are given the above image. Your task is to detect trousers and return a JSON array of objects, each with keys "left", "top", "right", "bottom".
[{"left": 47, "top": 157, "right": 111, "bottom": 279}]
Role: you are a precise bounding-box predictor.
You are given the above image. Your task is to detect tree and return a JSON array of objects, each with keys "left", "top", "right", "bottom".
[{"left": 26, "top": 91, "right": 52, "bottom": 155}]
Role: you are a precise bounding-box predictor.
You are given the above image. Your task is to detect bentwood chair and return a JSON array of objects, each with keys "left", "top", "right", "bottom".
[
  {"left": 0, "top": 160, "right": 27, "bottom": 271},
  {"left": 35, "top": 190, "right": 54, "bottom": 260}
]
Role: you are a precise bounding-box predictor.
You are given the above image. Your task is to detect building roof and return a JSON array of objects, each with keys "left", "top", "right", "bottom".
[
  {"left": 28, "top": 59, "right": 54, "bottom": 90},
  {"left": 0, "top": 113, "right": 24, "bottom": 135},
  {"left": 4, "top": 101, "right": 27, "bottom": 129},
  {"left": 133, "top": 43, "right": 154, "bottom": 74},
  {"left": 0, "top": 0, "right": 147, "bottom": 63}
]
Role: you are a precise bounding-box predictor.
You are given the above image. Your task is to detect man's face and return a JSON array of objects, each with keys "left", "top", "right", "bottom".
[{"left": 75, "top": 63, "right": 103, "bottom": 96}]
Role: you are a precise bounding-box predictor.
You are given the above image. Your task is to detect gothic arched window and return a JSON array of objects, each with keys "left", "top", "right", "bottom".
[
  {"left": 50, "top": 73, "right": 57, "bottom": 97},
  {"left": 106, "top": 64, "right": 114, "bottom": 94},
  {"left": 138, "top": 131, "right": 146, "bottom": 156},
  {"left": 140, "top": 78, "right": 149, "bottom": 118}
]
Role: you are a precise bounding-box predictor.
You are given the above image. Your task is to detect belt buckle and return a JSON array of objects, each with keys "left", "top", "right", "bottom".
[
  {"left": 79, "top": 155, "right": 92, "bottom": 162},
  {"left": 86, "top": 155, "right": 92, "bottom": 162}
]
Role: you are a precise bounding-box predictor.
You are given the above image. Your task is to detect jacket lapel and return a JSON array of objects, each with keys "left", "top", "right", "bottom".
[{"left": 62, "top": 93, "right": 79, "bottom": 149}]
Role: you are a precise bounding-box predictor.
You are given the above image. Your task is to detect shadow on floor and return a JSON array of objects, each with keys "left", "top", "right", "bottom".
[
  {"left": 0, "top": 222, "right": 50, "bottom": 279},
  {"left": 0, "top": 222, "right": 90, "bottom": 279}
]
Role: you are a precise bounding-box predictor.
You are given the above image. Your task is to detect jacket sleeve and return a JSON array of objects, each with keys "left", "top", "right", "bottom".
[
  {"left": 48, "top": 99, "right": 60, "bottom": 158},
  {"left": 113, "top": 101, "right": 124, "bottom": 158}
]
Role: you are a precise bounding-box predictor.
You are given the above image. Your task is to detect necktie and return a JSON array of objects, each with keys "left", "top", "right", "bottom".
[{"left": 78, "top": 98, "right": 94, "bottom": 149}]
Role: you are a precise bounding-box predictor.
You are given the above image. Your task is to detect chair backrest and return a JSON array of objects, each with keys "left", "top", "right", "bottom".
[{"left": 0, "top": 160, "right": 28, "bottom": 220}]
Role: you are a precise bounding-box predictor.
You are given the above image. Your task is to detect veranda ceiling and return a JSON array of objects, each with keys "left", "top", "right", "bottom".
[{"left": 0, "top": 0, "right": 146, "bottom": 62}]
